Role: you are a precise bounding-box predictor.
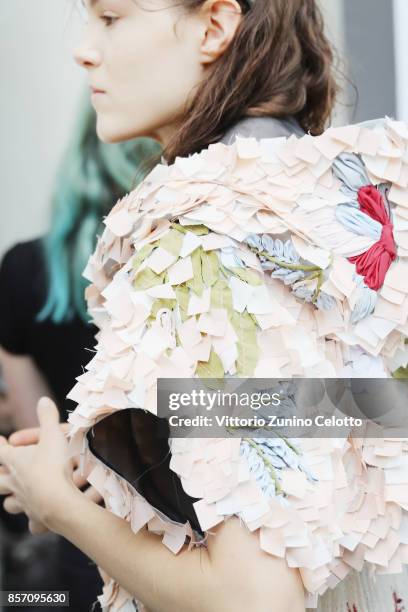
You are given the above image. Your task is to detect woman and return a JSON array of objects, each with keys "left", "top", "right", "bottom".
[
  {"left": 0, "top": 93, "right": 160, "bottom": 610},
  {"left": 1, "top": 1, "right": 408, "bottom": 611}
]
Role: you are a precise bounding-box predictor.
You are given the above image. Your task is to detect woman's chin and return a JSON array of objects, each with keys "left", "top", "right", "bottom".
[
  {"left": 95, "top": 120, "right": 135, "bottom": 144},
  {"left": 96, "top": 127, "right": 124, "bottom": 144}
]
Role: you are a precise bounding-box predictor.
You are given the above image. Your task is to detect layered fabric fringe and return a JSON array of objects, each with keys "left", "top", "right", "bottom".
[{"left": 67, "top": 117, "right": 408, "bottom": 610}]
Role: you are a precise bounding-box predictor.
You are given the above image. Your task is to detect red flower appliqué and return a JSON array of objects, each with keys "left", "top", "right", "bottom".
[{"left": 348, "top": 185, "right": 397, "bottom": 291}]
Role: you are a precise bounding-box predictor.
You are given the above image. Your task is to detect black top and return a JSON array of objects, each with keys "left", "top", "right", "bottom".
[{"left": 0, "top": 239, "right": 97, "bottom": 419}]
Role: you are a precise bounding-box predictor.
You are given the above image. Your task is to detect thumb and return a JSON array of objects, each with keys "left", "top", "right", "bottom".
[{"left": 37, "top": 397, "right": 61, "bottom": 440}]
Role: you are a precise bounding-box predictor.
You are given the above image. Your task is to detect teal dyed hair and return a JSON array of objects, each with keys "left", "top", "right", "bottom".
[{"left": 37, "top": 93, "right": 161, "bottom": 324}]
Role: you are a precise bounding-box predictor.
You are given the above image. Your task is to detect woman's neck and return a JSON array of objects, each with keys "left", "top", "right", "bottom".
[{"left": 148, "top": 120, "right": 182, "bottom": 149}]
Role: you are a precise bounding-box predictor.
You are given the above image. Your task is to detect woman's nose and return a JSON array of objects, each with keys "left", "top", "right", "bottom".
[{"left": 73, "top": 44, "right": 102, "bottom": 68}]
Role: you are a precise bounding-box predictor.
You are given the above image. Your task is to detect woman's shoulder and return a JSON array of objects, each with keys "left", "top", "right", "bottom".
[
  {"left": 96, "top": 116, "right": 408, "bottom": 363},
  {"left": 0, "top": 238, "right": 45, "bottom": 354},
  {"left": 0, "top": 237, "right": 45, "bottom": 303},
  {"left": 0, "top": 238, "right": 43, "bottom": 274}
]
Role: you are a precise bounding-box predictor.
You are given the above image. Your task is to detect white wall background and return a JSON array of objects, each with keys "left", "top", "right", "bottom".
[
  {"left": 0, "top": 0, "right": 85, "bottom": 257},
  {"left": 0, "top": 0, "right": 347, "bottom": 261},
  {"left": 319, "top": 0, "right": 349, "bottom": 126}
]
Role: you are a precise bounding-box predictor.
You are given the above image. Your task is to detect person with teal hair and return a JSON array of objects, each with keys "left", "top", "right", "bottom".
[
  {"left": 0, "top": 92, "right": 161, "bottom": 427},
  {"left": 38, "top": 93, "right": 160, "bottom": 326},
  {"left": 0, "top": 92, "right": 161, "bottom": 612}
]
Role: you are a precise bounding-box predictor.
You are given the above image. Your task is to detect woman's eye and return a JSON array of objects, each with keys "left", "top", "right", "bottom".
[{"left": 100, "top": 13, "right": 119, "bottom": 27}]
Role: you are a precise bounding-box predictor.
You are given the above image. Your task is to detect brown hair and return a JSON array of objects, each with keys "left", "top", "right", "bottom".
[{"left": 160, "top": 0, "right": 338, "bottom": 164}]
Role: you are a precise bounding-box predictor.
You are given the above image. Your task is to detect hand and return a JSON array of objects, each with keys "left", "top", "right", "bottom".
[
  {"left": 0, "top": 397, "right": 77, "bottom": 534},
  {"left": 0, "top": 441, "right": 53, "bottom": 533},
  {"left": 1, "top": 421, "right": 72, "bottom": 534},
  {"left": 0, "top": 480, "right": 49, "bottom": 535},
  {"left": 9, "top": 423, "right": 103, "bottom": 505}
]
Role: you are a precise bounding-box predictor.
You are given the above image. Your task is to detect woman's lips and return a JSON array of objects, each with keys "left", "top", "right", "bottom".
[
  {"left": 90, "top": 86, "right": 106, "bottom": 94},
  {"left": 90, "top": 87, "right": 106, "bottom": 104}
]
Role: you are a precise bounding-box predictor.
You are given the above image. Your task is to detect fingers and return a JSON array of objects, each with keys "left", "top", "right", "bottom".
[
  {"left": 60, "top": 422, "right": 70, "bottom": 435},
  {"left": 83, "top": 485, "right": 103, "bottom": 505},
  {"left": 28, "top": 518, "right": 49, "bottom": 536},
  {"left": 37, "top": 398, "right": 68, "bottom": 454},
  {"left": 0, "top": 473, "right": 16, "bottom": 496},
  {"left": 0, "top": 436, "right": 13, "bottom": 468},
  {"left": 9, "top": 422, "right": 70, "bottom": 447},
  {"left": 3, "top": 494, "right": 24, "bottom": 515},
  {"left": 72, "top": 468, "right": 88, "bottom": 490},
  {"left": 8, "top": 427, "right": 40, "bottom": 446},
  {"left": 69, "top": 464, "right": 103, "bottom": 503},
  {"left": 37, "top": 397, "right": 60, "bottom": 436},
  {"left": 2, "top": 495, "right": 49, "bottom": 535},
  {"left": 71, "top": 467, "right": 103, "bottom": 504}
]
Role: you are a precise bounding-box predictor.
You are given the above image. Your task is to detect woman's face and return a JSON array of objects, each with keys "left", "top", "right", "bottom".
[{"left": 74, "top": 0, "right": 208, "bottom": 145}]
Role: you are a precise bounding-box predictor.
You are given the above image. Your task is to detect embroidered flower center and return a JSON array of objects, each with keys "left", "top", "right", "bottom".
[{"left": 347, "top": 185, "right": 397, "bottom": 291}]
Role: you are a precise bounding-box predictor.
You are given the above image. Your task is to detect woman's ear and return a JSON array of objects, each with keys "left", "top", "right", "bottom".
[{"left": 198, "top": 0, "right": 244, "bottom": 65}]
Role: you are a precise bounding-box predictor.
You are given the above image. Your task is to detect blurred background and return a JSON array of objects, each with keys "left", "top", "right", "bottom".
[
  {"left": 1, "top": 1, "right": 408, "bottom": 611},
  {"left": 1, "top": 0, "right": 407, "bottom": 259}
]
